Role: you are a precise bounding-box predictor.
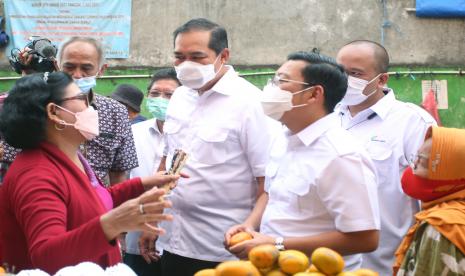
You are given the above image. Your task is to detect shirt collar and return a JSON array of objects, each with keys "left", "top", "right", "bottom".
[
  {"left": 293, "top": 112, "right": 340, "bottom": 147},
  {"left": 336, "top": 88, "right": 396, "bottom": 121},
  {"left": 148, "top": 118, "right": 163, "bottom": 135},
  {"left": 368, "top": 88, "right": 395, "bottom": 120},
  {"left": 207, "top": 65, "right": 237, "bottom": 96}
]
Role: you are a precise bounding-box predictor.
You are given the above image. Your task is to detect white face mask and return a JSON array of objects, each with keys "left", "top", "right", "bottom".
[
  {"left": 55, "top": 105, "right": 100, "bottom": 140},
  {"left": 260, "top": 84, "right": 314, "bottom": 121},
  {"left": 340, "top": 74, "right": 381, "bottom": 106},
  {"left": 175, "top": 54, "right": 223, "bottom": 90}
]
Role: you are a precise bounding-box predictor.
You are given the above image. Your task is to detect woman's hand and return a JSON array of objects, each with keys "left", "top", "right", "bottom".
[
  {"left": 140, "top": 171, "right": 188, "bottom": 191},
  {"left": 100, "top": 187, "right": 172, "bottom": 241}
]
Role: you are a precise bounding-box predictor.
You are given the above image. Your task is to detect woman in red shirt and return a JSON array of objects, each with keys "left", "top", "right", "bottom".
[{"left": 0, "top": 72, "right": 177, "bottom": 274}]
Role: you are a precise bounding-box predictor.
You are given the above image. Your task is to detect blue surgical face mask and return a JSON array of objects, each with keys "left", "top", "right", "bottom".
[
  {"left": 146, "top": 97, "right": 169, "bottom": 121},
  {"left": 74, "top": 75, "right": 97, "bottom": 93}
]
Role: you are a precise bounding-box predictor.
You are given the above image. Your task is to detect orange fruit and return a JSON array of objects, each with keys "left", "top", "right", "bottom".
[
  {"left": 215, "top": 260, "right": 261, "bottom": 276},
  {"left": 353, "top": 268, "right": 379, "bottom": 276},
  {"left": 248, "top": 244, "right": 280, "bottom": 269},
  {"left": 311, "top": 247, "right": 345, "bottom": 275},
  {"left": 193, "top": 268, "right": 216, "bottom": 276},
  {"left": 278, "top": 250, "right": 309, "bottom": 274},
  {"left": 229, "top": 231, "right": 253, "bottom": 247},
  {"left": 307, "top": 264, "right": 319, "bottom": 272}
]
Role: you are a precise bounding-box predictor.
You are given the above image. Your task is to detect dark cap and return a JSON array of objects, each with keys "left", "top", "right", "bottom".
[{"left": 110, "top": 84, "right": 144, "bottom": 112}]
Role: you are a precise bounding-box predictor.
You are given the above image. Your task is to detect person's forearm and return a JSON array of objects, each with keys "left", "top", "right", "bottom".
[
  {"left": 283, "top": 230, "right": 379, "bottom": 256},
  {"left": 243, "top": 192, "right": 268, "bottom": 230},
  {"left": 255, "top": 176, "right": 265, "bottom": 197},
  {"left": 109, "top": 170, "right": 128, "bottom": 185}
]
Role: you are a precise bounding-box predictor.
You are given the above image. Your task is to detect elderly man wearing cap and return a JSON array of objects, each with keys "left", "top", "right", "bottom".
[{"left": 111, "top": 84, "right": 147, "bottom": 125}]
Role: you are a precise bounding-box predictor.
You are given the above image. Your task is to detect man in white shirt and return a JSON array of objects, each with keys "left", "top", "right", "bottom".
[
  {"left": 335, "top": 40, "right": 436, "bottom": 275},
  {"left": 123, "top": 68, "right": 180, "bottom": 276},
  {"left": 226, "top": 51, "right": 380, "bottom": 270},
  {"left": 157, "top": 18, "right": 270, "bottom": 275}
]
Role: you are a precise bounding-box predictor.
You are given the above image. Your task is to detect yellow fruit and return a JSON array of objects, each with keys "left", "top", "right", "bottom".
[
  {"left": 278, "top": 250, "right": 309, "bottom": 274},
  {"left": 248, "top": 244, "right": 280, "bottom": 269},
  {"left": 265, "top": 269, "right": 287, "bottom": 276},
  {"left": 311, "top": 247, "right": 345, "bottom": 275},
  {"left": 215, "top": 260, "right": 261, "bottom": 276},
  {"left": 337, "top": 272, "right": 358, "bottom": 276},
  {"left": 353, "top": 268, "right": 379, "bottom": 276},
  {"left": 194, "top": 268, "right": 216, "bottom": 276},
  {"left": 307, "top": 264, "right": 319, "bottom": 272},
  {"left": 229, "top": 232, "right": 253, "bottom": 247},
  {"left": 295, "top": 273, "right": 326, "bottom": 276}
]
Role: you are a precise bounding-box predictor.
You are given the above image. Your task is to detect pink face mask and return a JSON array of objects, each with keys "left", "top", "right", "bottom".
[{"left": 55, "top": 105, "right": 99, "bottom": 140}]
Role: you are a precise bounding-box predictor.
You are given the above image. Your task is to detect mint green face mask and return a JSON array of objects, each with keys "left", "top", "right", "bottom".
[{"left": 146, "top": 97, "right": 169, "bottom": 121}]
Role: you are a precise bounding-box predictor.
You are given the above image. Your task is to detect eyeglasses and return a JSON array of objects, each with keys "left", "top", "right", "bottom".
[
  {"left": 409, "top": 153, "right": 430, "bottom": 170},
  {"left": 61, "top": 92, "right": 92, "bottom": 106},
  {"left": 148, "top": 89, "right": 175, "bottom": 99},
  {"left": 268, "top": 75, "right": 310, "bottom": 86}
]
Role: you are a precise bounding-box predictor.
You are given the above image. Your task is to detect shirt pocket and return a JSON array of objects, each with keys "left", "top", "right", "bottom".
[
  {"left": 366, "top": 141, "right": 393, "bottom": 186},
  {"left": 163, "top": 120, "right": 183, "bottom": 150},
  {"left": 191, "top": 127, "right": 230, "bottom": 165},
  {"left": 284, "top": 172, "right": 315, "bottom": 214}
]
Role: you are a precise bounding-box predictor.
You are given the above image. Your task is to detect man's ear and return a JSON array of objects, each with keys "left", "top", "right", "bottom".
[
  {"left": 97, "top": 64, "right": 108, "bottom": 77},
  {"left": 379, "top": 73, "right": 389, "bottom": 86},
  {"left": 307, "top": 85, "right": 324, "bottom": 104},
  {"left": 220, "top": 48, "right": 230, "bottom": 64}
]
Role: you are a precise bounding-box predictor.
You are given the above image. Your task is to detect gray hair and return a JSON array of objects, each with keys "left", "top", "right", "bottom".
[{"left": 57, "top": 36, "right": 106, "bottom": 68}]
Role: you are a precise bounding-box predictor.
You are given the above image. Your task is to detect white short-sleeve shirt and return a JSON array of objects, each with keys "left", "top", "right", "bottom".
[
  {"left": 260, "top": 113, "right": 380, "bottom": 271},
  {"left": 335, "top": 89, "right": 436, "bottom": 275},
  {"left": 124, "top": 118, "right": 165, "bottom": 255},
  {"left": 158, "top": 66, "right": 271, "bottom": 262}
]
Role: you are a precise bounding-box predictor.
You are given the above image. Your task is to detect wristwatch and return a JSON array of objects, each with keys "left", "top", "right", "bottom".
[{"left": 275, "top": 236, "right": 285, "bottom": 251}]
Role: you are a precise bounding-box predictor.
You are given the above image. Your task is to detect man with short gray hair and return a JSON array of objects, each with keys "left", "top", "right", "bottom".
[{"left": 57, "top": 36, "right": 138, "bottom": 185}]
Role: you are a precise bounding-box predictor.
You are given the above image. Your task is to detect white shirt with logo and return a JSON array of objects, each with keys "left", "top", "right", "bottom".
[{"left": 336, "top": 89, "right": 436, "bottom": 275}]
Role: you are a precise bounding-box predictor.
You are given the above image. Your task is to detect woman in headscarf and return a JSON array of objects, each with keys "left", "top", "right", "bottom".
[
  {"left": 0, "top": 72, "right": 179, "bottom": 274},
  {"left": 394, "top": 126, "right": 465, "bottom": 275}
]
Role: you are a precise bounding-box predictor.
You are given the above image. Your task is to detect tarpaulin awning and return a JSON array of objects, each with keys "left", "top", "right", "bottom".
[{"left": 416, "top": 0, "right": 465, "bottom": 17}]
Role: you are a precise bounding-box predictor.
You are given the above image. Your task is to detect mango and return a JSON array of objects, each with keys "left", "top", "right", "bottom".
[
  {"left": 229, "top": 232, "right": 253, "bottom": 247},
  {"left": 353, "top": 268, "right": 379, "bottom": 276},
  {"left": 278, "top": 249, "right": 309, "bottom": 274},
  {"left": 311, "top": 247, "right": 345, "bottom": 275},
  {"left": 194, "top": 268, "right": 216, "bottom": 276},
  {"left": 248, "top": 244, "right": 280, "bottom": 269},
  {"left": 215, "top": 260, "right": 260, "bottom": 276}
]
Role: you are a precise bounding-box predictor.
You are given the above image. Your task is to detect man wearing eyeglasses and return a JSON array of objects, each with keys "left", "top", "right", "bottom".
[
  {"left": 226, "top": 51, "right": 380, "bottom": 271},
  {"left": 123, "top": 68, "right": 180, "bottom": 276},
  {"left": 156, "top": 18, "right": 271, "bottom": 275},
  {"left": 56, "top": 36, "right": 138, "bottom": 186},
  {"left": 335, "top": 40, "right": 436, "bottom": 275}
]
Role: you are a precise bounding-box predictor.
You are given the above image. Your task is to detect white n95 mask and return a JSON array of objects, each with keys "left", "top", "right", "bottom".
[
  {"left": 175, "top": 55, "right": 223, "bottom": 90},
  {"left": 340, "top": 74, "right": 381, "bottom": 106},
  {"left": 260, "top": 84, "right": 313, "bottom": 121}
]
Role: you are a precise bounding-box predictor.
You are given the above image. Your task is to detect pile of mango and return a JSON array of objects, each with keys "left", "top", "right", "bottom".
[{"left": 195, "top": 243, "right": 378, "bottom": 276}]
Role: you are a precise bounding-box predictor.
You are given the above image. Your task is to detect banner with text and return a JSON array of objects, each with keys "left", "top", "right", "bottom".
[{"left": 4, "top": 0, "right": 132, "bottom": 58}]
